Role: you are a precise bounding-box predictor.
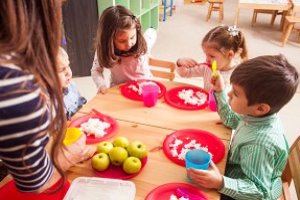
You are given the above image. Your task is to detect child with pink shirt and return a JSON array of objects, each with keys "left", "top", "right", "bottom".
[
  {"left": 177, "top": 25, "right": 248, "bottom": 91},
  {"left": 91, "top": 5, "right": 152, "bottom": 94}
]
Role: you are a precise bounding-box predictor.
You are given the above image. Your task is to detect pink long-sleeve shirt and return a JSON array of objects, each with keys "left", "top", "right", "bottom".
[{"left": 91, "top": 52, "right": 153, "bottom": 89}]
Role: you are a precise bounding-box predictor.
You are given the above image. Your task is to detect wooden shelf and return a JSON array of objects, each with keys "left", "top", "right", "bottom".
[{"left": 97, "top": 0, "right": 159, "bottom": 32}]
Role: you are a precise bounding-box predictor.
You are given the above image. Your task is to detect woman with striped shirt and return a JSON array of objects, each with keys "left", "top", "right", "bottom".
[
  {"left": 187, "top": 55, "right": 299, "bottom": 199},
  {"left": 0, "top": 0, "right": 94, "bottom": 195}
]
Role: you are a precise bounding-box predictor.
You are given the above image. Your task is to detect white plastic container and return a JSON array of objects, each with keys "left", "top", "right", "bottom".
[{"left": 63, "top": 177, "right": 136, "bottom": 200}]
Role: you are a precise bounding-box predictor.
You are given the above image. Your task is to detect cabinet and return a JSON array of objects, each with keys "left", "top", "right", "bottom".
[
  {"left": 62, "top": 0, "right": 98, "bottom": 76},
  {"left": 97, "top": 0, "right": 159, "bottom": 32}
]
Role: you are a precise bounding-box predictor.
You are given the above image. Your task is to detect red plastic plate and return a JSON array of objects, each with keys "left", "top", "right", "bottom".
[
  {"left": 68, "top": 109, "right": 119, "bottom": 144},
  {"left": 164, "top": 86, "right": 209, "bottom": 110},
  {"left": 145, "top": 183, "right": 207, "bottom": 200},
  {"left": 163, "top": 129, "right": 225, "bottom": 166},
  {"left": 0, "top": 179, "right": 69, "bottom": 200},
  {"left": 120, "top": 80, "right": 166, "bottom": 101},
  {"left": 94, "top": 156, "right": 147, "bottom": 180}
]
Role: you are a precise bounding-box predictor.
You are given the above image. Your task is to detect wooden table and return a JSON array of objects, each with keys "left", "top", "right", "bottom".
[
  {"left": 79, "top": 81, "right": 232, "bottom": 141},
  {"left": 234, "top": 0, "right": 292, "bottom": 26},
  {"left": 67, "top": 80, "right": 232, "bottom": 200},
  {"left": 67, "top": 118, "right": 230, "bottom": 200}
]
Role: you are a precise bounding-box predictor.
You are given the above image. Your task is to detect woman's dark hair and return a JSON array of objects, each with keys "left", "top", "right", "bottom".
[{"left": 0, "top": 0, "right": 66, "bottom": 192}]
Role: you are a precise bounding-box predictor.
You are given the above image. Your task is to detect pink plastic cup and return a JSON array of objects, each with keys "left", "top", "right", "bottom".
[
  {"left": 142, "top": 84, "right": 159, "bottom": 107},
  {"left": 208, "top": 89, "right": 217, "bottom": 112}
]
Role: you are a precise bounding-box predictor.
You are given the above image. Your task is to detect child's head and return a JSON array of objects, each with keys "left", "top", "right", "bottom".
[
  {"left": 57, "top": 47, "right": 72, "bottom": 89},
  {"left": 95, "top": 5, "right": 147, "bottom": 68},
  {"left": 202, "top": 25, "right": 247, "bottom": 70},
  {"left": 228, "top": 55, "right": 298, "bottom": 116}
]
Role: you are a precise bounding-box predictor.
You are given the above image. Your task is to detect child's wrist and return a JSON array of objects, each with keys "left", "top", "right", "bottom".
[
  {"left": 213, "top": 88, "right": 223, "bottom": 93},
  {"left": 219, "top": 175, "right": 225, "bottom": 190}
]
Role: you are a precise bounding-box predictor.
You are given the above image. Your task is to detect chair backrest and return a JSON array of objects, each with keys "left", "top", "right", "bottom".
[
  {"left": 149, "top": 58, "right": 175, "bottom": 81},
  {"left": 281, "top": 136, "right": 300, "bottom": 200}
]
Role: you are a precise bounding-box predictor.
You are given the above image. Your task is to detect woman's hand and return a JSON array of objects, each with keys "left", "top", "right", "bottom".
[
  {"left": 211, "top": 74, "right": 225, "bottom": 93},
  {"left": 177, "top": 58, "right": 199, "bottom": 68},
  {"left": 58, "top": 133, "right": 96, "bottom": 171},
  {"left": 187, "top": 161, "right": 224, "bottom": 190},
  {"left": 97, "top": 86, "right": 107, "bottom": 94}
]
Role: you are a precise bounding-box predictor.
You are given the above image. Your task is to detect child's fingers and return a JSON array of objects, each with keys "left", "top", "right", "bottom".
[
  {"left": 82, "top": 145, "right": 96, "bottom": 160},
  {"left": 209, "top": 161, "right": 219, "bottom": 172},
  {"left": 98, "top": 87, "right": 107, "bottom": 94}
]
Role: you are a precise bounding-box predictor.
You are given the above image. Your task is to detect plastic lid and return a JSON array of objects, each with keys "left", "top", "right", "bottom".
[{"left": 63, "top": 177, "right": 136, "bottom": 200}]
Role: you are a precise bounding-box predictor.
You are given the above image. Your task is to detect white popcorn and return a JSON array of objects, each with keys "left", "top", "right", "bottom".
[
  {"left": 80, "top": 118, "right": 111, "bottom": 138},
  {"left": 179, "top": 197, "right": 189, "bottom": 200},
  {"left": 170, "top": 194, "right": 178, "bottom": 200},
  {"left": 169, "top": 138, "right": 212, "bottom": 160},
  {"left": 128, "top": 81, "right": 161, "bottom": 95},
  {"left": 128, "top": 84, "right": 139, "bottom": 93},
  {"left": 177, "top": 89, "right": 207, "bottom": 106},
  {"left": 169, "top": 139, "right": 183, "bottom": 148},
  {"left": 170, "top": 148, "right": 178, "bottom": 157},
  {"left": 169, "top": 194, "right": 189, "bottom": 200}
]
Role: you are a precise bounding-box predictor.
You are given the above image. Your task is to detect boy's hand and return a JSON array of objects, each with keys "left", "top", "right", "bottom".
[
  {"left": 187, "top": 161, "right": 224, "bottom": 190},
  {"left": 211, "top": 74, "right": 225, "bottom": 93},
  {"left": 97, "top": 86, "right": 107, "bottom": 94},
  {"left": 177, "top": 58, "right": 199, "bottom": 68}
]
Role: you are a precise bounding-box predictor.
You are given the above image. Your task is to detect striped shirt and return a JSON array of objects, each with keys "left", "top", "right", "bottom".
[
  {"left": 215, "top": 91, "right": 289, "bottom": 200},
  {"left": 0, "top": 65, "right": 53, "bottom": 192}
]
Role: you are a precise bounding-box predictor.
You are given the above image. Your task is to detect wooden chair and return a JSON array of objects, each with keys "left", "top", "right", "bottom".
[
  {"left": 160, "top": 0, "right": 174, "bottom": 22},
  {"left": 149, "top": 58, "right": 175, "bottom": 81},
  {"left": 252, "top": 9, "right": 283, "bottom": 27},
  {"left": 281, "top": 15, "right": 300, "bottom": 46},
  {"left": 279, "top": 136, "right": 300, "bottom": 199},
  {"left": 206, "top": 0, "right": 224, "bottom": 23}
]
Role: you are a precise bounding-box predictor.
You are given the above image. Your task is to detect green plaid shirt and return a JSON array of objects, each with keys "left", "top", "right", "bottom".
[{"left": 215, "top": 91, "right": 289, "bottom": 200}]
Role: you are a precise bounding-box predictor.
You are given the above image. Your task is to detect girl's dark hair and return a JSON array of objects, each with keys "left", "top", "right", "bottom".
[
  {"left": 230, "top": 55, "right": 299, "bottom": 114},
  {"left": 95, "top": 5, "right": 147, "bottom": 69},
  {"left": 0, "top": 0, "right": 66, "bottom": 192},
  {"left": 202, "top": 25, "right": 248, "bottom": 60}
]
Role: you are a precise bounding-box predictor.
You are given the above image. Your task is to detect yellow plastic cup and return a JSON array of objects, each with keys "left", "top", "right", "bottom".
[{"left": 63, "top": 127, "right": 82, "bottom": 146}]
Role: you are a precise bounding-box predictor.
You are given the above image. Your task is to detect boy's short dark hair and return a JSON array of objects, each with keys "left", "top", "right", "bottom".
[{"left": 230, "top": 54, "right": 299, "bottom": 114}]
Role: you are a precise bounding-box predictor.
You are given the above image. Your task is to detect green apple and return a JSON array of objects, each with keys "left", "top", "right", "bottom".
[
  {"left": 123, "top": 156, "right": 142, "bottom": 174},
  {"left": 97, "top": 141, "right": 114, "bottom": 154},
  {"left": 127, "top": 141, "right": 147, "bottom": 159},
  {"left": 108, "top": 147, "right": 128, "bottom": 166},
  {"left": 113, "top": 136, "right": 129, "bottom": 148},
  {"left": 91, "top": 153, "right": 110, "bottom": 171}
]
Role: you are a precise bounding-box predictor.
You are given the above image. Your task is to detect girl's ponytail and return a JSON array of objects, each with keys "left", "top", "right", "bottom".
[{"left": 238, "top": 31, "right": 248, "bottom": 61}]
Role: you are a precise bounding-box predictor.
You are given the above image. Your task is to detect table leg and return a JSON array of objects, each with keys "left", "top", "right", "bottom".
[
  {"left": 170, "top": 0, "right": 173, "bottom": 16},
  {"left": 164, "top": 0, "right": 168, "bottom": 21},
  {"left": 234, "top": 7, "right": 240, "bottom": 25},
  {"left": 280, "top": 11, "right": 288, "bottom": 31}
]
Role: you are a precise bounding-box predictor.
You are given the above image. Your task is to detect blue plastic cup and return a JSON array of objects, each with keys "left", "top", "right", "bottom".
[{"left": 185, "top": 149, "right": 211, "bottom": 170}]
